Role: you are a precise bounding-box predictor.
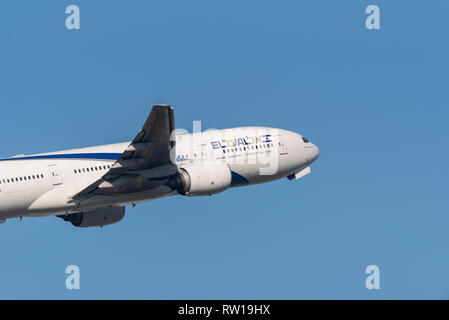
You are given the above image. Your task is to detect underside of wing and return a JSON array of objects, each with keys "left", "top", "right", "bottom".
[
  {"left": 118, "top": 104, "right": 175, "bottom": 169},
  {"left": 71, "top": 105, "right": 178, "bottom": 201}
]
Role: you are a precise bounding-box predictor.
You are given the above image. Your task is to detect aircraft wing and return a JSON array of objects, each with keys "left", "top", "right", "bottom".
[{"left": 70, "top": 105, "right": 178, "bottom": 201}]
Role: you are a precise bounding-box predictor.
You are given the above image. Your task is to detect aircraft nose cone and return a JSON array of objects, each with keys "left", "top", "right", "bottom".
[{"left": 308, "top": 144, "right": 320, "bottom": 164}]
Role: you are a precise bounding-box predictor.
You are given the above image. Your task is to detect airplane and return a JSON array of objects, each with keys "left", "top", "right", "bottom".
[{"left": 0, "top": 105, "right": 320, "bottom": 227}]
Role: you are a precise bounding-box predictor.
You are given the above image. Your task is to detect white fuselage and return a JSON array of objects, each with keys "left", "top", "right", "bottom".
[{"left": 0, "top": 127, "right": 319, "bottom": 221}]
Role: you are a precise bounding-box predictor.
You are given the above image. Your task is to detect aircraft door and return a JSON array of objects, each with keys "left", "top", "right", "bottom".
[
  {"left": 278, "top": 135, "right": 288, "bottom": 155},
  {"left": 48, "top": 165, "right": 63, "bottom": 185}
]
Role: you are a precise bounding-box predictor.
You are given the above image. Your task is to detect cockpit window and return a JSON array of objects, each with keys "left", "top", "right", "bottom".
[{"left": 302, "top": 137, "right": 310, "bottom": 143}]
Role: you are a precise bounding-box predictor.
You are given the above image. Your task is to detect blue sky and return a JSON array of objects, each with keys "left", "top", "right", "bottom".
[{"left": 0, "top": 0, "right": 448, "bottom": 299}]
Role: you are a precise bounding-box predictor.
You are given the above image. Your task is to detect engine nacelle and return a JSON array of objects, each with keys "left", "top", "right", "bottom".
[
  {"left": 59, "top": 207, "right": 125, "bottom": 228},
  {"left": 172, "top": 162, "right": 232, "bottom": 196}
]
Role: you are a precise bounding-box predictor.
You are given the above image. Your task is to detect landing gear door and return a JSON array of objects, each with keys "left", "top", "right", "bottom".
[
  {"left": 278, "top": 135, "right": 288, "bottom": 155},
  {"left": 48, "top": 165, "right": 63, "bottom": 185}
]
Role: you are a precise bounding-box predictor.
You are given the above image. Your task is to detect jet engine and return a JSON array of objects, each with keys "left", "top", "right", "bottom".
[
  {"left": 58, "top": 206, "right": 125, "bottom": 228},
  {"left": 167, "top": 162, "right": 232, "bottom": 196}
]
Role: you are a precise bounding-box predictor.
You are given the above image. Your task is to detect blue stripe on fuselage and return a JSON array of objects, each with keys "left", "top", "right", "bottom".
[{"left": 0, "top": 153, "right": 122, "bottom": 162}]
